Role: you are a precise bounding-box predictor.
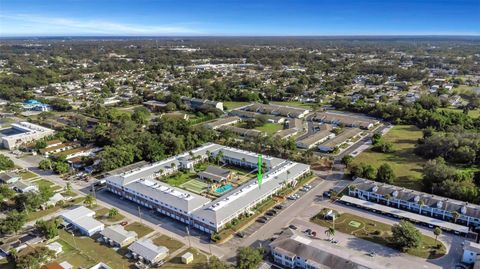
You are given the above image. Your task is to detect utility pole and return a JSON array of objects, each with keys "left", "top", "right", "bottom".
[
  {"left": 137, "top": 206, "right": 142, "bottom": 224},
  {"left": 185, "top": 226, "right": 191, "bottom": 248}
]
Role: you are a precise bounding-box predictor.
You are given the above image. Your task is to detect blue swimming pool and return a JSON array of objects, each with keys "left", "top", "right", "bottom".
[{"left": 215, "top": 184, "right": 233, "bottom": 193}]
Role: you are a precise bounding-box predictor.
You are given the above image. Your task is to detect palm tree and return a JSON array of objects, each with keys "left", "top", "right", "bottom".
[
  {"left": 108, "top": 208, "right": 119, "bottom": 219},
  {"left": 84, "top": 194, "right": 96, "bottom": 208},
  {"left": 384, "top": 194, "right": 392, "bottom": 206},
  {"left": 325, "top": 227, "right": 336, "bottom": 240},
  {"left": 451, "top": 211, "right": 461, "bottom": 224},
  {"left": 433, "top": 227, "right": 442, "bottom": 244},
  {"left": 330, "top": 191, "right": 339, "bottom": 203},
  {"left": 418, "top": 200, "right": 425, "bottom": 215}
]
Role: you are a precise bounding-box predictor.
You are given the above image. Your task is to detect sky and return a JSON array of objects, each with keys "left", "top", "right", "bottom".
[{"left": 0, "top": 0, "right": 479, "bottom": 37}]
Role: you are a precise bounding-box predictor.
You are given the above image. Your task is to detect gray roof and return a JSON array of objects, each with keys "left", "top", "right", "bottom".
[
  {"left": 270, "top": 229, "right": 374, "bottom": 269},
  {"left": 192, "top": 161, "right": 310, "bottom": 228},
  {"left": 128, "top": 239, "right": 169, "bottom": 262},
  {"left": 0, "top": 172, "right": 20, "bottom": 182},
  {"left": 125, "top": 179, "right": 210, "bottom": 213},
  {"left": 198, "top": 165, "right": 231, "bottom": 182},
  {"left": 351, "top": 178, "right": 480, "bottom": 219},
  {"left": 100, "top": 225, "right": 137, "bottom": 245}
]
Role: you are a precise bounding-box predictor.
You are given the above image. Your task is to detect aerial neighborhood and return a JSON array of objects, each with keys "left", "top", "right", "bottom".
[{"left": 0, "top": 34, "right": 479, "bottom": 269}]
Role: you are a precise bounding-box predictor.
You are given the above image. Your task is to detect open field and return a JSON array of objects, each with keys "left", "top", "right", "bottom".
[
  {"left": 180, "top": 179, "right": 209, "bottom": 194},
  {"left": 311, "top": 208, "right": 446, "bottom": 259},
  {"left": 95, "top": 207, "right": 126, "bottom": 223},
  {"left": 162, "top": 248, "right": 208, "bottom": 269},
  {"left": 254, "top": 123, "right": 283, "bottom": 135},
  {"left": 27, "top": 196, "right": 85, "bottom": 221},
  {"left": 57, "top": 230, "right": 133, "bottom": 268},
  {"left": 19, "top": 170, "right": 38, "bottom": 180},
  {"left": 438, "top": 107, "right": 480, "bottom": 118},
  {"left": 162, "top": 171, "right": 197, "bottom": 187},
  {"left": 153, "top": 234, "right": 184, "bottom": 253},
  {"left": 352, "top": 125, "right": 425, "bottom": 190},
  {"left": 223, "top": 101, "right": 250, "bottom": 110},
  {"left": 124, "top": 222, "right": 154, "bottom": 238}
]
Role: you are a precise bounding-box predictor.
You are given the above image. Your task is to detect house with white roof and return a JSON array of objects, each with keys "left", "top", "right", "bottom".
[
  {"left": 60, "top": 206, "right": 104, "bottom": 236},
  {"left": 128, "top": 239, "right": 169, "bottom": 265},
  {"left": 100, "top": 224, "right": 137, "bottom": 247}
]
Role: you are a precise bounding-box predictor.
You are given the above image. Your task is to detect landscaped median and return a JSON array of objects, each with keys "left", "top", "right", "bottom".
[{"left": 311, "top": 208, "right": 446, "bottom": 259}]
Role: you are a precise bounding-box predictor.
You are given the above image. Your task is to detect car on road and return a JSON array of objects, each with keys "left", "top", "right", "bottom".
[
  {"left": 367, "top": 251, "right": 376, "bottom": 257},
  {"left": 331, "top": 239, "right": 338, "bottom": 244},
  {"left": 304, "top": 228, "right": 311, "bottom": 234},
  {"left": 288, "top": 224, "right": 297, "bottom": 230},
  {"left": 323, "top": 191, "right": 331, "bottom": 198}
]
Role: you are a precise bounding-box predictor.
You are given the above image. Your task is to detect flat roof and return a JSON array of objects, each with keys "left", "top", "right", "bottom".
[{"left": 340, "top": 196, "right": 469, "bottom": 233}]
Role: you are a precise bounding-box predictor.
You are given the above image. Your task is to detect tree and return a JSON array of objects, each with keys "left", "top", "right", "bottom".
[
  {"left": 341, "top": 155, "right": 354, "bottom": 166},
  {"left": 451, "top": 211, "right": 460, "bottom": 224},
  {"left": 0, "top": 184, "right": 16, "bottom": 200},
  {"left": 391, "top": 220, "right": 422, "bottom": 250},
  {"left": 84, "top": 194, "right": 96, "bottom": 208},
  {"left": 38, "top": 159, "right": 53, "bottom": 170},
  {"left": 325, "top": 227, "right": 336, "bottom": 240},
  {"left": 371, "top": 133, "right": 382, "bottom": 145},
  {"left": 54, "top": 161, "right": 69, "bottom": 174},
  {"left": 0, "top": 154, "right": 14, "bottom": 171},
  {"left": 236, "top": 247, "right": 264, "bottom": 269},
  {"left": 14, "top": 246, "right": 55, "bottom": 269},
  {"left": 209, "top": 256, "right": 232, "bottom": 269},
  {"left": 108, "top": 208, "right": 119, "bottom": 218},
  {"left": 132, "top": 106, "right": 151, "bottom": 125},
  {"left": 0, "top": 210, "right": 27, "bottom": 235},
  {"left": 35, "top": 218, "right": 60, "bottom": 239},
  {"left": 376, "top": 163, "right": 396, "bottom": 184},
  {"left": 433, "top": 227, "right": 442, "bottom": 243}
]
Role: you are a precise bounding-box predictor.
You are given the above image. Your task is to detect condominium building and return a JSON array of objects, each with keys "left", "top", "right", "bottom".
[
  {"left": 106, "top": 143, "right": 311, "bottom": 234},
  {"left": 0, "top": 122, "right": 55, "bottom": 150}
]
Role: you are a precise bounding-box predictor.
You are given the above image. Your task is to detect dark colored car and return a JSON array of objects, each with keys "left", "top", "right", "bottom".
[
  {"left": 236, "top": 232, "right": 246, "bottom": 238},
  {"left": 274, "top": 205, "right": 284, "bottom": 210},
  {"left": 289, "top": 224, "right": 298, "bottom": 230}
]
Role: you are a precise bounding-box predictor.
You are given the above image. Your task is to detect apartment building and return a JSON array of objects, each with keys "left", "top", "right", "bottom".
[{"left": 0, "top": 122, "right": 55, "bottom": 150}]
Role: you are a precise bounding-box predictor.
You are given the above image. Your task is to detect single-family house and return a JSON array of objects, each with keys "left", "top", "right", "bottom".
[{"left": 100, "top": 224, "right": 138, "bottom": 247}]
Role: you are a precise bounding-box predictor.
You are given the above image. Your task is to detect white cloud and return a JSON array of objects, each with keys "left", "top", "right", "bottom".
[{"left": 0, "top": 14, "right": 201, "bottom": 36}]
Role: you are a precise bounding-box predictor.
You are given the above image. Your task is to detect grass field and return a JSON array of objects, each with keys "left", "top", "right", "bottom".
[
  {"left": 180, "top": 179, "right": 209, "bottom": 194},
  {"left": 223, "top": 101, "right": 250, "bottom": 110},
  {"left": 163, "top": 171, "right": 197, "bottom": 187},
  {"left": 254, "top": 123, "right": 283, "bottom": 135},
  {"left": 311, "top": 208, "right": 446, "bottom": 259},
  {"left": 162, "top": 248, "right": 208, "bottom": 269},
  {"left": 95, "top": 207, "right": 125, "bottom": 223},
  {"left": 124, "top": 222, "right": 153, "bottom": 238},
  {"left": 19, "top": 170, "right": 38, "bottom": 180},
  {"left": 27, "top": 196, "right": 85, "bottom": 221},
  {"left": 57, "top": 230, "right": 133, "bottom": 268},
  {"left": 153, "top": 234, "right": 184, "bottom": 253},
  {"left": 352, "top": 125, "right": 425, "bottom": 190},
  {"left": 438, "top": 107, "right": 480, "bottom": 118}
]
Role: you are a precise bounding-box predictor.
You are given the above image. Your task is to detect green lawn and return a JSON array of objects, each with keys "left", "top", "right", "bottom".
[
  {"left": 124, "top": 222, "right": 154, "bottom": 238},
  {"left": 27, "top": 197, "right": 85, "bottom": 221},
  {"left": 352, "top": 125, "right": 425, "bottom": 190},
  {"left": 180, "top": 179, "right": 209, "bottom": 194},
  {"left": 57, "top": 230, "right": 133, "bottom": 268},
  {"left": 162, "top": 248, "right": 208, "bottom": 269},
  {"left": 254, "top": 123, "right": 283, "bottom": 135},
  {"left": 270, "top": 101, "right": 315, "bottom": 110},
  {"left": 438, "top": 107, "right": 480, "bottom": 118},
  {"left": 95, "top": 207, "right": 125, "bottom": 223},
  {"left": 152, "top": 234, "right": 184, "bottom": 253},
  {"left": 223, "top": 101, "right": 250, "bottom": 110},
  {"left": 311, "top": 208, "right": 446, "bottom": 259},
  {"left": 19, "top": 170, "right": 38, "bottom": 180},
  {"left": 163, "top": 171, "right": 197, "bottom": 187}
]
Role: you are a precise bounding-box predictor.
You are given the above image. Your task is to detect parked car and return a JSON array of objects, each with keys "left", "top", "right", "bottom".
[
  {"left": 256, "top": 218, "right": 266, "bottom": 223},
  {"left": 274, "top": 205, "right": 283, "bottom": 210},
  {"left": 288, "top": 224, "right": 298, "bottom": 230},
  {"left": 236, "top": 232, "right": 246, "bottom": 238},
  {"left": 304, "top": 229, "right": 312, "bottom": 234}
]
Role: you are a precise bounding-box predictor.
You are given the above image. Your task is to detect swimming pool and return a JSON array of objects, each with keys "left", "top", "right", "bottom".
[{"left": 215, "top": 184, "right": 233, "bottom": 193}]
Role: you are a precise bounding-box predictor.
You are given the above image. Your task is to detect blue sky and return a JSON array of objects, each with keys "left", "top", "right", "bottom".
[{"left": 0, "top": 0, "right": 479, "bottom": 36}]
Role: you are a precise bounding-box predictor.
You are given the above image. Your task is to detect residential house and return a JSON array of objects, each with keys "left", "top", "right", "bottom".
[
  {"left": 128, "top": 239, "right": 169, "bottom": 265},
  {"left": 100, "top": 224, "right": 138, "bottom": 247},
  {"left": 0, "top": 172, "right": 21, "bottom": 184}
]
